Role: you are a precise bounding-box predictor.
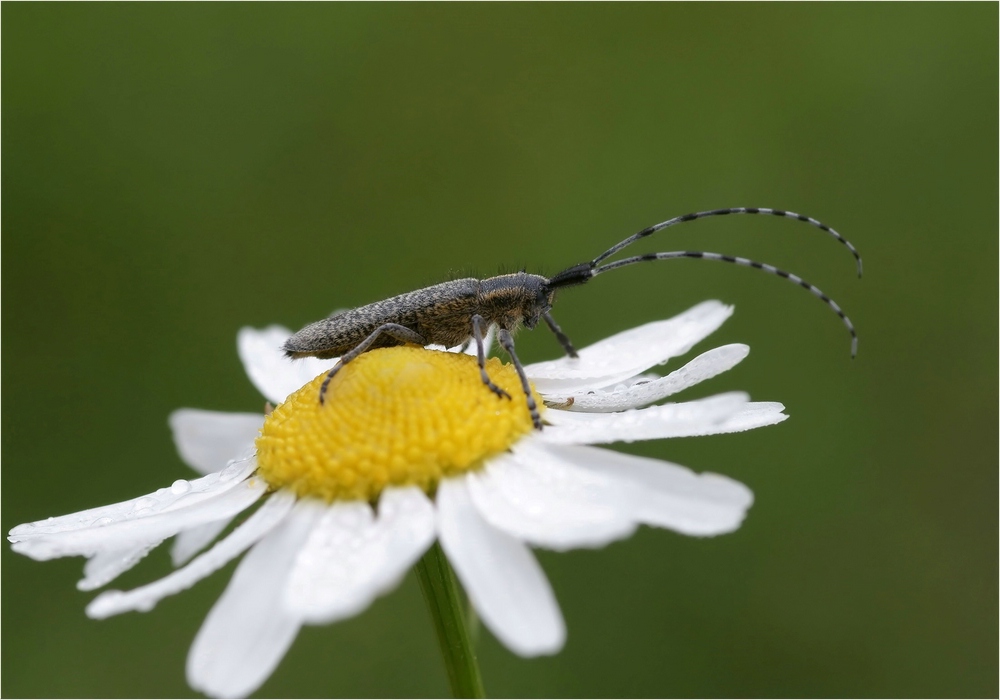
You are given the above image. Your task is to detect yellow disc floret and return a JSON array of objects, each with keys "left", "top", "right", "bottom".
[{"left": 255, "top": 346, "right": 541, "bottom": 502}]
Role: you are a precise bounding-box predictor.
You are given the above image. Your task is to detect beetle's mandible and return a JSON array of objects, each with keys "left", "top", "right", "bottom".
[{"left": 284, "top": 207, "right": 862, "bottom": 430}]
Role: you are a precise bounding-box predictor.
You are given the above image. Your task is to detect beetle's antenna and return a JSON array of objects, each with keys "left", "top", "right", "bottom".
[
  {"left": 591, "top": 208, "right": 863, "bottom": 278},
  {"left": 588, "top": 250, "right": 858, "bottom": 357}
]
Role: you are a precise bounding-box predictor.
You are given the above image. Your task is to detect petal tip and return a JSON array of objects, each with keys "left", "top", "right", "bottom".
[{"left": 505, "top": 623, "right": 567, "bottom": 657}]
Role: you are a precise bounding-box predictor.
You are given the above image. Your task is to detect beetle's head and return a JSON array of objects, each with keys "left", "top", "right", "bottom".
[
  {"left": 524, "top": 284, "right": 556, "bottom": 329},
  {"left": 521, "top": 273, "right": 555, "bottom": 329}
]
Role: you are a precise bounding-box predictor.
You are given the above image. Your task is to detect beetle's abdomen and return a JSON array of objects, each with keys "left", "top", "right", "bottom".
[
  {"left": 283, "top": 306, "right": 406, "bottom": 359},
  {"left": 283, "top": 279, "right": 480, "bottom": 359}
]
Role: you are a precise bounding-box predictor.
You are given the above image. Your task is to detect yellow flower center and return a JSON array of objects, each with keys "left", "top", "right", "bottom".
[{"left": 255, "top": 346, "right": 541, "bottom": 502}]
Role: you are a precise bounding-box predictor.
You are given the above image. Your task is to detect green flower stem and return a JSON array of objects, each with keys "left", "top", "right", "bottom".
[{"left": 416, "top": 542, "right": 486, "bottom": 698}]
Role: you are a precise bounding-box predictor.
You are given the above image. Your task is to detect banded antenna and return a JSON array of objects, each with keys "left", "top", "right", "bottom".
[
  {"left": 547, "top": 208, "right": 861, "bottom": 357},
  {"left": 592, "top": 207, "right": 863, "bottom": 277}
]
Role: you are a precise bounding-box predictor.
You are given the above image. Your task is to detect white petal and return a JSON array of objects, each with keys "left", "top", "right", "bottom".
[
  {"left": 544, "top": 344, "right": 750, "bottom": 412},
  {"left": 171, "top": 518, "right": 235, "bottom": 567},
  {"left": 9, "top": 455, "right": 256, "bottom": 542},
  {"left": 10, "top": 469, "right": 266, "bottom": 560},
  {"left": 554, "top": 443, "right": 754, "bottom": 536},
  {"left": 525, "top": 301, "right": 733, "bottom": 393},
  {"left": 284, "top": 486, "right": 435, "bottom": 624},
  {"left": 540, "top": 392, "right": 754, "bottom": 444},
  {"left": 187, "top": 499, "right": 322, "bottom": 699},
  {"left": 77, "top": 542, "right": 162, "bottom": 591},
  {"left": 467, "top": 441, "right": 636, "bottom": 551},
  {"left": 437, "top": 477, "right": 565, "bottom": 657},
  {"left": 713, "top": 401, "right": 790, "bottom": 433},
  {"left": 169, "top": 409, "right": 264, "bottom": 475},
  {"left": 87, "top": 491, "right": 297, "bottom": 619},
  {"left": 237, "top": 326, "right": 337, "bottom": 405}
]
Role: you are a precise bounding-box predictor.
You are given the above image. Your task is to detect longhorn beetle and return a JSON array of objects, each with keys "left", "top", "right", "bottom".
[{"left": 284, "top": 208, "right": 861, "bottom": 430}]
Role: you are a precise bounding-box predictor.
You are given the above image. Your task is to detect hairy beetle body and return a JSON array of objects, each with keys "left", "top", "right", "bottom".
[
  {"left": 284, "top": 273, "right": 552, "bottom": 360},
  {"left": 285, "top": 208, "right": 861, "bottom": 431}
]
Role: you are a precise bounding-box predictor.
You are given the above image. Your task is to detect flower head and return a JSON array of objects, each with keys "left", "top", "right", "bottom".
[{"left": 9, "top": 300, "right": 787, "bottom": 698}]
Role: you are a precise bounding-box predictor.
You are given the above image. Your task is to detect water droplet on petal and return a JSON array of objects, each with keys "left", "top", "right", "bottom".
[
  {"left": 170, "top": 479, "right": 190, "bottom": 495},
  {"left": 219, "top": 460, "right": 246, "bottom": 482},
  {"left": 132, "top": 498, "right": 156, "bottom": 513}
]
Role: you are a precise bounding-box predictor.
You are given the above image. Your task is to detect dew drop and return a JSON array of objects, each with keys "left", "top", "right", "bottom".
[
  {"left": 133, "top": 498, "right": 156, "bottom": 512},
  {"left": 93, "top": 516, "right": 115, "bottom": 527},
  {"left": 170, "top": 479, "right": 191, "bottom": 495},
  {"left": 219, "top": 461, "right": 245, "bottom": 482}
]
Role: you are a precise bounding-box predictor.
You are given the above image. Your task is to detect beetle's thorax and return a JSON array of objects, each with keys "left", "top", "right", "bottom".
[{"left": 478, "top": 273, "right": 553, "bottom": 331}]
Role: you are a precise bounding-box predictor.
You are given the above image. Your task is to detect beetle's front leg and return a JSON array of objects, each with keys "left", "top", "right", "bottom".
[{"left": 542, "top": 311, "right": 579, "bottom": 358}]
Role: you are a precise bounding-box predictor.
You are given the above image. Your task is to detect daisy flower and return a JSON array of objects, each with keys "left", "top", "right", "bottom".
[{"left": 8, "top": 300, "right": 787, "bottom": 698}]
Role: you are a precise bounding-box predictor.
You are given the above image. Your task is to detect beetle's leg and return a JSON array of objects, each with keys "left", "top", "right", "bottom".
[
  {"left": 498, "top": 328, "right": 543, "bottom": 430},
  {"left": 542, "top": 311, "right": 579, "bottom": 358},
  {"left": 459, "top": 323, "right": 495, "bottom": 357},
  {"left": 472, "top": 314, "right": 511, "bottom": 401},
  {"left": 319, "top": 323, "right": 426, "bottom": 404}
]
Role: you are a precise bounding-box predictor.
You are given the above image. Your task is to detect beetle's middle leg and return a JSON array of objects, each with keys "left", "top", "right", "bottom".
[
  {"left": 472, "top": 314, "right": 511, "bottom": 401},
  {"left": 542, "top": 311, "right": 579, "bottom": 358},
  {"left": 498, "top": 328, "right": 543, "bottom": 431},
  {"left": 318, "top": 323, "right": 426, "bottom": 404}
]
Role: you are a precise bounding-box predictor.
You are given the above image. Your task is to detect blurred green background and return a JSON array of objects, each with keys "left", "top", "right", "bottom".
[{"left": 3, "top": 4, "right": 996, "bottom": 698}]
